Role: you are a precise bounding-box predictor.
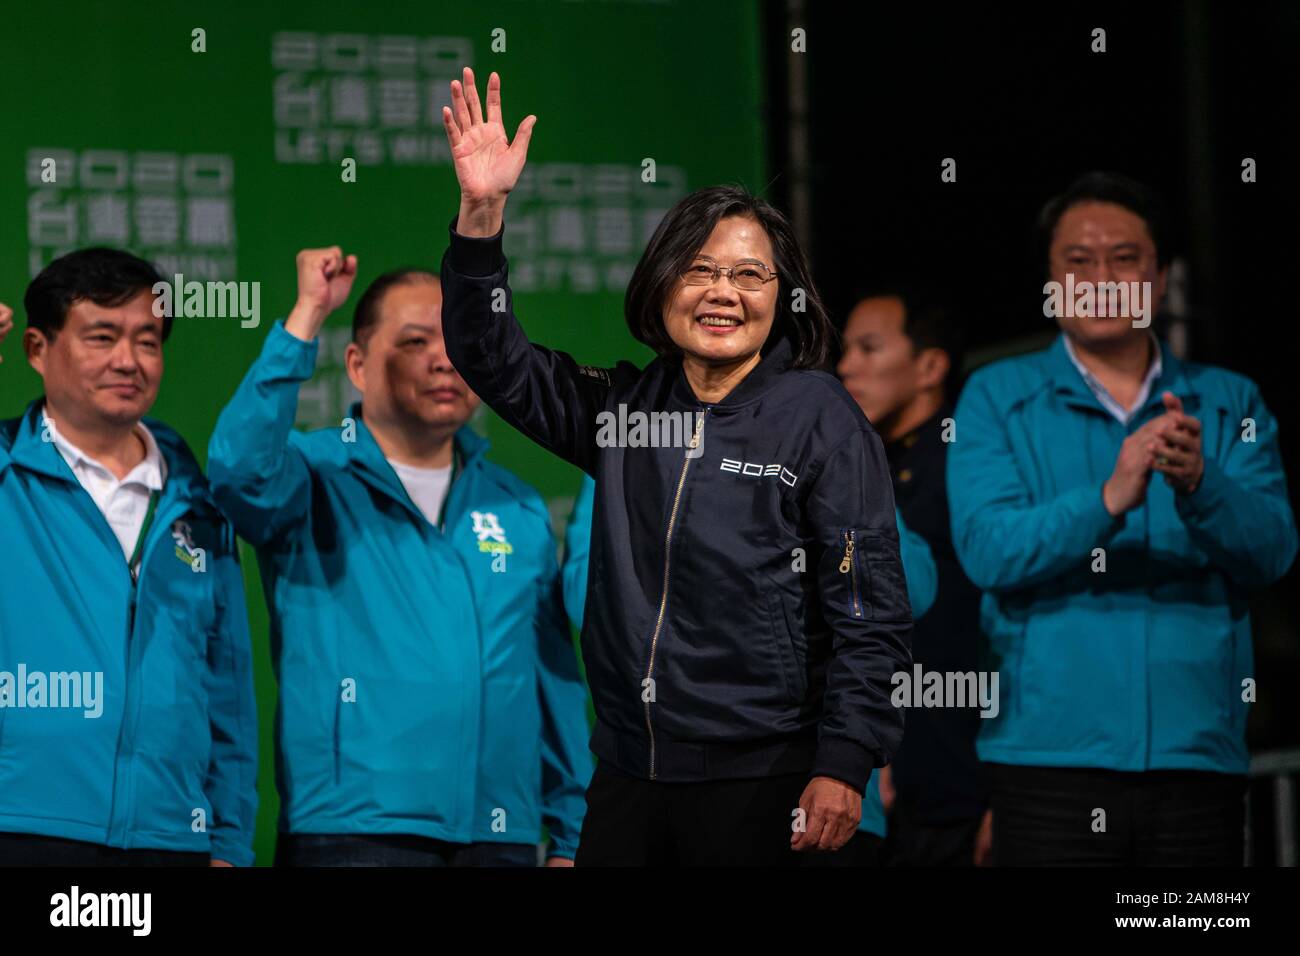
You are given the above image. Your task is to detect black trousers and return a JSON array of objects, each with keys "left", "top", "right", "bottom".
[
  {"left": 799, "top": 829, "right": 884, "bottom": 867},
  {"left": 986, "top": 763, "right": 1246, "bottom": 866},
  {"left": 275, "top": 833, "right": 537, "bottom": 867},
  {"left": 576, "top": 760, "right": 831, "bottom": 866},
  {"left": 0, "top": 831, "right": 209, "bottom": 866},
  {"left": 885, "top": 801, "right": 983, "bottom": 866}
]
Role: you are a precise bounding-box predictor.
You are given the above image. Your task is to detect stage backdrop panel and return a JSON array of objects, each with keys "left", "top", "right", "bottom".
[{"left": 0, "top": 0, "right": 768, "bottom": 863}]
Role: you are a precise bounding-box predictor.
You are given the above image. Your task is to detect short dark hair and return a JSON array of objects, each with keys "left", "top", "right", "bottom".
[
  {"left": 849, "top": 286, "right": 966, "bottom": 388},
  {"left": 352, "top": 269, "right": 438, "bottom": 345},
  {"left": 24, "top": 247, "right": 168, "bottom": 341},
  {"left": 624, "top": 184, "right": 835, "bottom": 369},
  {"left": 1035, "top": 171, "right": 1170, "bottom": 274}
]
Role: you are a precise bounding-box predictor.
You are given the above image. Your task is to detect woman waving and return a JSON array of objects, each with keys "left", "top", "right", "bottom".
[{"left": 440, "top": 69, "right": 912, "bottom": 866}]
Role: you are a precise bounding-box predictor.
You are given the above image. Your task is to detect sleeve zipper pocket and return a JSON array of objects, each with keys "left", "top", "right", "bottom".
[{"left": 840, "top": 529, "right": 863, "bottom": 619}]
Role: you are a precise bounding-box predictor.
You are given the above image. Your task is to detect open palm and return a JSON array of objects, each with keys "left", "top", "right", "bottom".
[{"left": 442, "top": 68, "right": 536, "bottom": 205}]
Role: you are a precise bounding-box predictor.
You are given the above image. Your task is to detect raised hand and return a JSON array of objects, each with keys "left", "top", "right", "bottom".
[
  {"left": 1102, "top": 417, "right": 1158, "bottom": 515},
  {"left": 441, "top": 68, "right": 536, "bottom": 237},
  {"left": 284, "top": 247, "right": 358, "bottom": 342},
  {"left": 0, "top": 301, "right": 12, "bottom": 364},
  {"left": 1150, "top": 391, "right": 1204, "bottom": 494}
]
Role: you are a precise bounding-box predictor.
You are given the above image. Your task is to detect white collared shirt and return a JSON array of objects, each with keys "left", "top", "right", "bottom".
[
  {"left": 1063, "top": 334, "right": 1163, "bottom": 425},
  {"left": 46, "top": 407, "right": 168, "bottom": 564}
]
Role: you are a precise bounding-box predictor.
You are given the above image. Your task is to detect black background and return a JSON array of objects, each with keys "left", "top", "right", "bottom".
[{"left": 762, "top": 0, "right": 1299, "bottom": 856}]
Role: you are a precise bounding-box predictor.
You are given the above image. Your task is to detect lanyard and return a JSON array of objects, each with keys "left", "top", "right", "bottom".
[{"left": 129, "top": 490, "right": 160, "bottom": 582}]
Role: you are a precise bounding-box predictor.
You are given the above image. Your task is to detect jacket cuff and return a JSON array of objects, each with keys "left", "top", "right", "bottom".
[
  {"left": 1174, "top": 457, "right": 1227, "bottom": 521},
  {"left": 447, "top": 215, "right": 506, "bottom": 277},
  {"left": 209, "top": 834, "right": 255, "bottom": 867},
  {"left": 1089, "top": 481, "right": 1127, "bottom": 539},
  {"left": 811, "top": 735, "right": 874, "bottom": 794},
  {"left": 547, "top": 838, "right": 578, "bottom": 861}
]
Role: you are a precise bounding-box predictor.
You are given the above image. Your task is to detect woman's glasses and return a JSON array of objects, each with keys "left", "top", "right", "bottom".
[{"left": 680, "top": 256, "right": 777, "bottom": 291}]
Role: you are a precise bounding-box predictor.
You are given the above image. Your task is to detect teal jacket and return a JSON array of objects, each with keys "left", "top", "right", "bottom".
[
  {"left": 948, "top": 334, "right": 1297, "bottom": 773},
  {"left": 0, "top": 401, "right": 257, "bottom": 864},
  {"left": 896, "top": 510, "right": 937, "bottom": 625},
  {"left": 207, "top": 321, "right": 592, "bottom": 857},
  {"left": 561, "top": 475, "right": 935, "bottom": 838}
]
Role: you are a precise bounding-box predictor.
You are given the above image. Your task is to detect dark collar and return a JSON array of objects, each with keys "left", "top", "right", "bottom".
[
  {"left": 888, "top": 402, "right": 953, "bottom": 457},
  {"left": 667, "top": 334, "right": 796, "bottom": 410}
]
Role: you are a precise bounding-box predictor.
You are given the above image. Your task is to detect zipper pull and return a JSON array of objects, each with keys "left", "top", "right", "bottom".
[
  {"left": 839, "top": 533, "right": 854, "bottom": 574},
  {"left": 688, "top": 411, "right": 706, "bottom": 448}
]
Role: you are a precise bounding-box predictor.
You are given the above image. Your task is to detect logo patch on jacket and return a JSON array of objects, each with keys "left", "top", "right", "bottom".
[
  {"left": 720, "top": 458, "right": 798, "bottom": 487},
  {"left": 171, "top": 519, "right": 203, "bottom": 569},
  {"left": 471, "top": 511, "right": 513, "bottom": 554},
  {"left": 578, "top": 365, "right": 611, "bottom": 387}
]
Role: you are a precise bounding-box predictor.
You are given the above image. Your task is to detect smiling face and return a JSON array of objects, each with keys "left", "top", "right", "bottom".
[
  {"left": 1048, "top": 200, "right": 1167, "bottom": 348},
  {"left": 346, "top": 277, "right": 480, "bottom": 433},
  {"left": 25, "top": 289, "right": 164, "bottom": 432},
  {"left": 661, "top": 215, "right": 779, "bottom": 370}
]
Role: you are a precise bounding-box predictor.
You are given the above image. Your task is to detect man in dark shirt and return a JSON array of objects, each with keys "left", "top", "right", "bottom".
[{"left": 838, "top": 289, "right": 990, "bottom": 865}]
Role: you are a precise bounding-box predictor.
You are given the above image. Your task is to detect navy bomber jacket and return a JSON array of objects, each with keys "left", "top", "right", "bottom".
[{"left": 439, "top": 217, "right": 913, "bottom": 793}]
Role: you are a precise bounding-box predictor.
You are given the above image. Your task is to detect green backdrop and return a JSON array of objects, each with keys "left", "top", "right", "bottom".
[{"left": 0, "top": 0, "right": 768, "bottom": 863}]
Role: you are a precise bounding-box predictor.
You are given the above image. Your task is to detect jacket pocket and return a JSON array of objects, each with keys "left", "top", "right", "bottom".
[
  {"left": 1228, "top": 626, "right": 1242, "bottom": 731},
  {"left": 861, "top": 529, "right": 912, "bottom": 623},
  {"left": 764, "top": 585, "right": 806, "bottom": 703},
  {"left": 839, "top": 527, "right": 911, "bottom": 623},
  {"left": 1019, "top": 608, "right": 1131, "bottom": 757},
  {"left": 332, "top": 687, "right": 343, "bottom": 786},
  {"left": 837, "top": 529, "right": 867, "bottom": 620}
]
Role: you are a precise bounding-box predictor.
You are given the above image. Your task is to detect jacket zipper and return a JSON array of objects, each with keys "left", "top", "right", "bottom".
[
  {"left": 644, "top": 407, "right": 708, "bottom": 779},
  {"left": 428, "top": 458, "right": 483, "bottom": 834},
  {"left": 111, "top": 499, "right": 182, "bottom": 849},
  {"left": 840, "top": 530, "right": 863, "bottom": 618}
]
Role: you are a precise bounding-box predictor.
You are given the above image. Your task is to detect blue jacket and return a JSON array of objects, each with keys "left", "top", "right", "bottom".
[
  {"left": 0, "top": 401, "right": 257, "bottom": 864},
  {"left": 862, "top": 510, "right": 934, "bottom": 837},
  {"left": 560, "top": 474, "right": 934, "bottom": 838},
  {"left": 896, "top": 510, "right": 936, "bottom": 624},
  {"left": 207, "top": 321, "right": 592, "bottom": 856},
  {"left": 948, "top": 334, "right": 1297, "bottom": 774}
]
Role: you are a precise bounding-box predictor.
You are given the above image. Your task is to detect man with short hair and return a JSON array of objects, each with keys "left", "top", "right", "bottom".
[
  {"left": 948, "top": 172, "right": 1297, "bottom": 865},
  {"left": 208, "top": 248, "right": 591, "bottom": 866},
  {"left": 0, "top": 249, "right": 257, "bottom": 866},
  {"left": 838, "top": 289, "right": 989, "bottom": 866}
]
